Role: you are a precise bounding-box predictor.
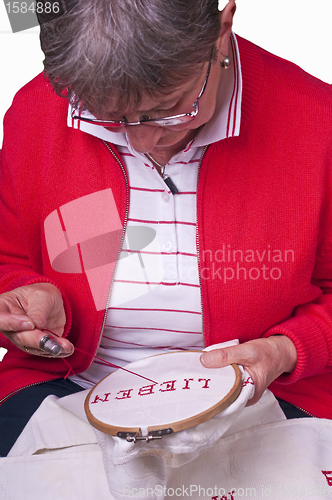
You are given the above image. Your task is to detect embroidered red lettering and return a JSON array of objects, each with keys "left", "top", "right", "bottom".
[
  {"left": 242, "top": 376, "right": 254, "bottom": 387},
  {"left": 182, "top": 378, "right": 194, "bottom": 390},
  {"left": 198, "top": 378, "right": 211, "bottom": 389},
  {"left": 322, "top": 471, "right": 332, "bottom": 486},
  {"left": 138, "top": 384, "right": 156, "bottom": 396},
  {"left": 91, "top": 393, "right": 111, "bottom": 404},
  {"left": 159, "top": 380, "right": 177, "bottom": 392},
  {"left": 210, "top": 494, "right": 234, "bottom": 500},
  {"left": 115, "top": 389, "right": 133, "bottom": 400}
]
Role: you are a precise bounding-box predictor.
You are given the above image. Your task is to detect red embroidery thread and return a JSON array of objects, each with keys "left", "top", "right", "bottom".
[
  {"left": 91, "top": 393, "right": 111, "bottom": 404},
  {"left": 159, "top": 380, "right": 177, "bottom": 392},
  {"left": 43, "top": 329, "right": 158, "bottom": 384},
  {"left": 198, "top": 378, "right": 211, "bottom": 389},
  {"left": 138, "top": 384, "right": 156, "bottom": 396},
  {"left": 115, "top": 389, "right": 133, "bottom": 400},
  {"left": 322, "top": 471, "right": 332, "bottom": 486},
  {"left": 182, "top": 378, "right": 194, "bottom": 390},
  {"left": 242, "top": 376, "right": 254, "bottom": 387}
]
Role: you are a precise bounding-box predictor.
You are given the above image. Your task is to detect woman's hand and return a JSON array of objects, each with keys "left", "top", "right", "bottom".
[
  {"left": 200, "top": 336, "right": 298, "bottom": 405},
  {"left": 0, "top": 283, "right": 74, "bottom": 357}
]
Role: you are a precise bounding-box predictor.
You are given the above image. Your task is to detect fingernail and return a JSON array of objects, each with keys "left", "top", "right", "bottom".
[
  {"left": 201, "top": 351, "right": 216, "bottom": 367},
  {"left": 64, "top": 344, "right": 74, "bottom": 354},
  {"left": 63, "top": 347, "right": 74, "bottom": 355},
  {"left": 21, "top": 321, "right": 35, "bottom": 330}
]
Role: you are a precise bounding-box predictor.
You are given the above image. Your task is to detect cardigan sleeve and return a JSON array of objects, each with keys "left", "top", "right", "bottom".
[
  {"left": 0, "top": 147, "right": 72, "bottom": 349},
  {"left": 262, "top": 143, "right": 332, "bottom": 385}
]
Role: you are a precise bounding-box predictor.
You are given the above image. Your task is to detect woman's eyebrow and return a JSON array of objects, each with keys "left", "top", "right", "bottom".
[
  {"left": 149, "top": 98, "right": 179, "bottom": 110},
  {"left": 107, "top": 81, "right": 197, "bottom": 116},
  {"left": 147, "top": 79, "right": 199, "bottom": 111},
  {"left": 108, "top": 97, "right": 179, "bottom": 116}
]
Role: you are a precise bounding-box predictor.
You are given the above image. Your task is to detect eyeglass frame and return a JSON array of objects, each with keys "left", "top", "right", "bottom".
[{"left": 71, "top": 47, "right": 214, "bottom": 128}]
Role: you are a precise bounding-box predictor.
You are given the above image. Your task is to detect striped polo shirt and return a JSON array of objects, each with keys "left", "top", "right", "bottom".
[{"left": 69, "top": 34, "right": 242, "bottom": 389}]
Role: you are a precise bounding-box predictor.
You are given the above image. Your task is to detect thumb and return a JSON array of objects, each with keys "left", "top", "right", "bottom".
[{"left": 200, "top": 347, "right": 233, "bottom": 368}]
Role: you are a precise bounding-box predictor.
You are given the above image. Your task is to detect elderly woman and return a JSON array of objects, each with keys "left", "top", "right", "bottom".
[{"left": 0, "top": 0, "right": 332, "bottom": 457}]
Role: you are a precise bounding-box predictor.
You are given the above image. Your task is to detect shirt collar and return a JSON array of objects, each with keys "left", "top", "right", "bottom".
[{"left": 67, "top": 33, "right": 242, "bottom": 149}]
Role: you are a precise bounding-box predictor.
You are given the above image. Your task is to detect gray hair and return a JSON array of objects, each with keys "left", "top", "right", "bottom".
[{"left": 39, "top": 0, "right": 221, "bottom": 115}]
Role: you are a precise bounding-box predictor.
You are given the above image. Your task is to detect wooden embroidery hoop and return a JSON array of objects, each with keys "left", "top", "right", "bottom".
[{"left": 84, "top": 351, "right": 242, "bottom": 442}]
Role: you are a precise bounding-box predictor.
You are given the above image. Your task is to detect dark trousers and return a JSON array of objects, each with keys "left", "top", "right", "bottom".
[
  {"left": 0, "top": 378, "right": 85, "bottom": 457},
  {"left": 0, "top": 379, "right": 310, "bottom": 457}
]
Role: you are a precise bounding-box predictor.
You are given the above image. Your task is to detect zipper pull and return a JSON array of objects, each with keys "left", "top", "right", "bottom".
[
  {"left": 163, "top": 175, "right": 178, "bottom": 195},
  {"left": 160, "top": 165, "right": 178, "bottom": 195}
]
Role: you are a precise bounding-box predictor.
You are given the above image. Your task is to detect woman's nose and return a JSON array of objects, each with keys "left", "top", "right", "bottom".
[{"left": 125, "top": 125, "right": 163, "bottom": 153}]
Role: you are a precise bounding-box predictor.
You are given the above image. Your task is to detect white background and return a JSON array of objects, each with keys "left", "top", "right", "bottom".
[{"left": 0, "top": 1, "right": 331, "bottom": 358}]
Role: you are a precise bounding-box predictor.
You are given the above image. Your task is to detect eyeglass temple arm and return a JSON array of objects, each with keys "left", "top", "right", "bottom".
[{"left": 196, "top": 46, "right": 214, "bottom": 103}]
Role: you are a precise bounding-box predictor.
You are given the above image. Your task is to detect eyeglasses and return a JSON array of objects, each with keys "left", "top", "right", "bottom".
[{"left": 71, "top": 48, "right": 214, "bottom": 129}]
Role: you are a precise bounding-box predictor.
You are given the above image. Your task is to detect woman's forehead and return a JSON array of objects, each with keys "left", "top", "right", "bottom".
[{"left": 105, "top": 74, "right": 200, "bottom": 117}]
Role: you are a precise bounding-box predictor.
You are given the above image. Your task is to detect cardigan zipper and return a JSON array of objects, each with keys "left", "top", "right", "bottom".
[
  {"left": 196, "top": 145, "right": 209, "bottom": 344},
  {"left": 101, "top": 141, "right": 208, "bottom": 351},
  {"left": 293, "top": 404, "right": 315, "bottom": 418},
  {"left": 97, "top": 141, "right": 130, "bottom": 353},
  {"left": 0, "top": 379, "right": 55, "bottom": 405}
]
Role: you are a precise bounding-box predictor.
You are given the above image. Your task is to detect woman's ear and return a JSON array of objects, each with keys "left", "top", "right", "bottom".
[{"left": 217, "top": 0, "right": 237, "bottom": 57}]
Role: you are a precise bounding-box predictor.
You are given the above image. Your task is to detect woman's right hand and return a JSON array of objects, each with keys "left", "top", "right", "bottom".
[{"left": 0, "top": 283, "right": 74, "bottom": 357}]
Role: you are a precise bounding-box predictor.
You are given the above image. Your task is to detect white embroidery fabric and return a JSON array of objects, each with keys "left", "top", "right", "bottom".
[
  {"left": 88, "top": 342, "right": 255, "bottom": 499},
  {"left": 93, "top": 364, "right": 255, "bottom": 500}
]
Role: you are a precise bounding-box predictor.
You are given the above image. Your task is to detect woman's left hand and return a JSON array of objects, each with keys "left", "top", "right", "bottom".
[{"left": 200, "top": 336, "right": 298, "bottom": 405}]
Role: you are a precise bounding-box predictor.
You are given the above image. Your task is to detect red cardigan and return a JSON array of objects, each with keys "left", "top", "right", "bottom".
[{"left": 1, "top": 36, "right": 332, "bottom": 418}]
